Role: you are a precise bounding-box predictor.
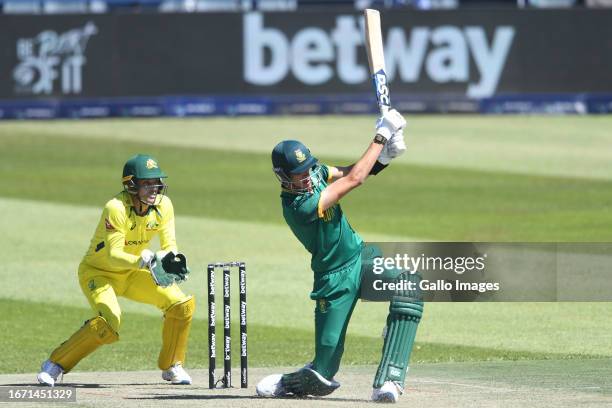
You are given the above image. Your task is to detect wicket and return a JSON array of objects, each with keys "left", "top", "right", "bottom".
[{"left": 207, "top": 262, "right": 247, "bottom": 389}]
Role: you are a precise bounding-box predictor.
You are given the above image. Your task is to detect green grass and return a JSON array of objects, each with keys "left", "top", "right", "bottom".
[
  {"left": 3, "top": 197, "right": 611, "bottom": 362},
  {"left": 1, "top": 116, "right": 612, "bottom": 375},
  {"left": 2, "top": 298, "right": 602, "bottom": 374},
  {"left": 2, "top": 116, "right": 611, "bottom": 180},
  {"left": 2, "top": 131, "right": 612, "bottom": 241}
]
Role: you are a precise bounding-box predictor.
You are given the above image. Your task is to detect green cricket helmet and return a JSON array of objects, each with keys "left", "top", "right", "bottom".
[
  {"left": 122, "top": 154, "right": 167, "bottom": 206},
  {"left": 271, "top": 140, "right": 321, "bottom": 192}
]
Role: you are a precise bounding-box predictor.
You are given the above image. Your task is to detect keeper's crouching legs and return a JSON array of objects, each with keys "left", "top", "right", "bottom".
[
  {"left": 158, "top": 296, "right": 195, "bottom": 370},
  {"left": 50, "top": 316, "right": 119, "bottom": 373}
]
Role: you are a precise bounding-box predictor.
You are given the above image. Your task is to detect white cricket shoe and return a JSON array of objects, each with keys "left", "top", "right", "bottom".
[
  {"left": 371, "top": 381, "right": 403, "bottom": 403},
  {"left": 162, "top": 363, "right": 192, "bottom": 385},
  {"left": 256, "top": 363, "right": 309, "bottom": 397},
  {"left": 37, "top": 360, "right": 63, "bottom": 387},
  {"left": 256, "top": 374, "right": 286, "bottom": 397}
]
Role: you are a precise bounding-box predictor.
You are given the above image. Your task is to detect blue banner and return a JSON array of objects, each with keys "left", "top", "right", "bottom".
[{"left": 1, "top": 93, "right": 611, "bottom": 119}]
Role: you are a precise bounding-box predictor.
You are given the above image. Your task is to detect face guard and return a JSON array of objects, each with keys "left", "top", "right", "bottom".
[
  {"left": 274, "top": 165, "right": 323, "bottom": 194},
  {"left": 123, "top": 177, "right": 167, "bottom": 206}
]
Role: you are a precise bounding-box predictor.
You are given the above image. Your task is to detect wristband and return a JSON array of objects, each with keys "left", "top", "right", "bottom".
[
  {"left": 370, "top": 161, "right": 388, "bottom": 175},
  {"left": 373, "top": 134, "right": 387, "bottom": 145}
]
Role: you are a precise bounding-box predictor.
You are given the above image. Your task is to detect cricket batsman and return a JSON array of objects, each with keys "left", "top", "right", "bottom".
[
  {"left": 256, "top": 109, "right": 423, "bottom": 403},
  {"left": 37, "top": 154, "right": 195, "bottom": 386}
]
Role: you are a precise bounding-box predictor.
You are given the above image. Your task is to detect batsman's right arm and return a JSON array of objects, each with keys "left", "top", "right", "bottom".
[
  {"left": 318, "top": 140, "right": 385, "bottom": 213},
  {"left": 326, "top": 108, "right": 407, "bottom": 182}
]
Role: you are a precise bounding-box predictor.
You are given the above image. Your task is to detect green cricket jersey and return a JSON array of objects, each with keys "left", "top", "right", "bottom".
[{"left": 280, "top": 165, "right": 363, "bottom": 275}]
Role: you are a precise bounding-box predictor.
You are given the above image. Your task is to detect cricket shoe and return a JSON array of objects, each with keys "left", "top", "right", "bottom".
[
  {"left": 162, "top": 363, "right": 192, "bottom": 385},
  {"left": 257, "top": 366, "right": 341, "bottom": 398},
  {"left": 37, "top": 360, "right": 64, "bottom": 387},
  {"left": 256, "top": 362, "right": 311, "bottom": 397},
  {"left": 371, "top": 381, "right": 403, "bottom": 403},
  {"left": 256, "top": 374, "right": 286, "bottom": 397}
]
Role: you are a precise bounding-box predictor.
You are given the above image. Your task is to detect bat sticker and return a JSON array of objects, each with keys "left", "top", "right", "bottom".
[{"left": 373, "top": 69, "right": 390, "bottom": 108}]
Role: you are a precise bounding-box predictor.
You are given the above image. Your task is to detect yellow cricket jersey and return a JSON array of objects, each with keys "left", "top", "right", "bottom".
[{"left": 81, "top": 191, "right": 178, "bottom": 273}]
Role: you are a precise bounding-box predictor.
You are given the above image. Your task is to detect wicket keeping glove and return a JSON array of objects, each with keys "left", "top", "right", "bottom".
[{"left": 149, "top": 251, "right": 191, "bottom": 287}]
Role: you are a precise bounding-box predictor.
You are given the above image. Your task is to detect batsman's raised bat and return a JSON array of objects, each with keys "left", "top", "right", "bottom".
[{"left": 364, "top": 8, "right": 390, "bottom": 114}]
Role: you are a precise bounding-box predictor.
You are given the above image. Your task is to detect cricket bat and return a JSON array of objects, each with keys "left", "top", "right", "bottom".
[{"left": 364, "top": 9, "right": 390, "bottom": 114}]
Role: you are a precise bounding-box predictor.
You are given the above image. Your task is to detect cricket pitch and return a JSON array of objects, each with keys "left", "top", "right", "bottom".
[{"left": 2, "top": 359, "right": 610, "bottom": 408}]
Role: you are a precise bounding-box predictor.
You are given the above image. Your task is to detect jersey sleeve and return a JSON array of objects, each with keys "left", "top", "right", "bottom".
[
  {"left": 158, "top": 197, "right": 178, "bottom": 253},
  {"left": 103, "top": 202, "right": 140, "bottom": 269},
  {"left": 320, "top": 165, "right": 331, "bottom": 183}
]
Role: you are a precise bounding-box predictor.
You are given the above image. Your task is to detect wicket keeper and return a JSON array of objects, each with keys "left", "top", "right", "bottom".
[
  {"left": 37, "top": 154, "right": 195, "bottom": 386},
  {"left": 257, "top": 109, "right": 423, "bottom": 403}
]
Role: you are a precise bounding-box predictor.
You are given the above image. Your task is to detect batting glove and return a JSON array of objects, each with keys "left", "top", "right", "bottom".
[
  {"left": 375, "top": 109, "right": 406, "bottom": 141},
  {"left": 139, "top": 249, "right": 155, "bottom": 269},
  {"left": 387, "top": 128, "right": 407, "bottom": 159},
  {"left": 377, "top": 144, "right": 392, "bottom": 165}
]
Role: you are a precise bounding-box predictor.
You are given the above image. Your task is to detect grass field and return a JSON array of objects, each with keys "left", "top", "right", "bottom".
[{"left": 1, "top": 116, "right": 611, "bottom": 380}]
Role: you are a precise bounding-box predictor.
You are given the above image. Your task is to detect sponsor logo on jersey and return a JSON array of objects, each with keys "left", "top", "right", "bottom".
[
  {"left": 146, "top": 220, "right": 159, "bottom": 230},
  {"left": 125, "top": 239, "right": 150, "bottom": 246}
]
